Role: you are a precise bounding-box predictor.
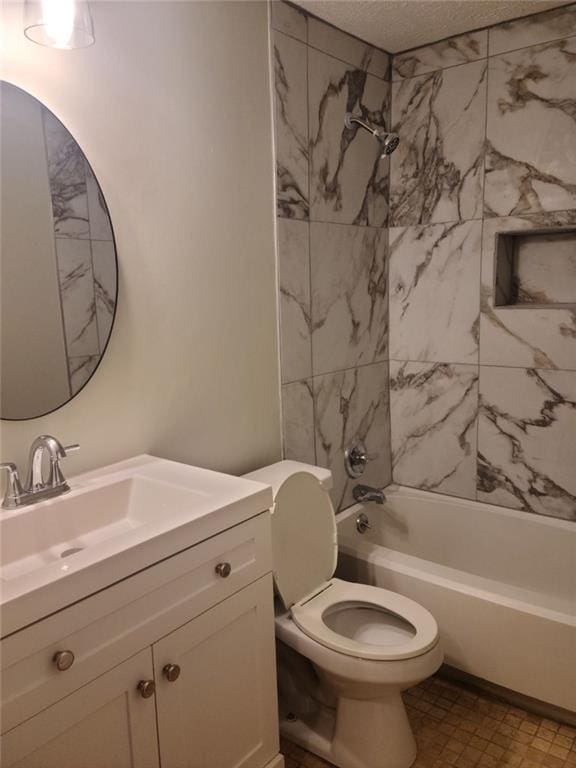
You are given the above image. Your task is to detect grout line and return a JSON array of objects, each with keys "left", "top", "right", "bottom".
[
  {"left": 387, "top": 358, "right": 576, "bottom": 374},
  {"left": 487, "top": 28, "right": 576, "bottom": 59},
  {"left": 392, "top": 1, "right": 574, "bottom": 58},
  {"left": 282, "top": 359, "right": 392, "bottom": 389},
  {"left": 278, "top": 0, "right": 393, "bottom": 57},
  {"left": 475, "top": 38, "right": 492, "bottom": 504},
  {"left": 272, "top": 28, "right": 390, "bottom": 83},
  {"left": 391, "top": 29, "right": 576, "bottom": 85},
  {"left": 304, "top": 27, "right": 317, "bottom": 466},
  {"left": 392, "top": 52, "right": 488, "bottom": 84},
  {"left": 277, "top": 214, "right": 487, "bottom": 230}
]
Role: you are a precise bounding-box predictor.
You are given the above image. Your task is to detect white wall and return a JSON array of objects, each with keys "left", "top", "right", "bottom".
[{"left": 0, "top": 1, "right": 281, "bottom": 477}]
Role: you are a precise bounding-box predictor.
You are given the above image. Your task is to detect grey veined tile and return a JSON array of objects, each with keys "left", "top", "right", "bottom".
[
  {"left": 282, "top": 379, "right": 315, "bottom": 464},
  {"left": 314, "top": 362, "right": 391, "bottom": 511},
  {"left": 308, "top": 16, "right": 390, "bottom": 80},
  {"left": 390, "top": 58, "right": 487, "bottom": 227},
  {"left": 56, "top": 239, "right": 99, "bottom": 358},
  {"left": 308, "top": 47, "right": 390, "bottom": 227},
  {"left": 478, "top": 366, "right": 576, "bottom": 521},
  {"left": 277, "top": 218, "right": 311, "bottom": 383},
  {"left": 273, "top": 31, "right": 309, "bottom": 220},
  {"left": 489, "top": 3, "right": 576, "bottom": 57},
  {"left": 485, "top": 38, "right": 576, "bottom": 217},
  {"left": 270, "top": 0, "right": 307, "bottom": 43},
  {"left": 389, "top": 220, "right": 481, "bottom": 365},
  {"left": 480, "top": 212, "right": 576, "bottom": 370},
  {"left": 392, "top": 30, "right": 487, "bottom": 80},
  {"left": 310, "top": 223, "right": 388, "bottom": 376},
  {"left": 390, "top": 361, "right": 478, "bottom": 499}
]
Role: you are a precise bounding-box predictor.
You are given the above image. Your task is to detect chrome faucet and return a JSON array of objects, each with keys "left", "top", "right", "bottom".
[
  {"left": 352, "top": 484, "right": 386, "bottom": 505},
  {"left": 0, "top": 435, "right": 79, "bottom": 509}
]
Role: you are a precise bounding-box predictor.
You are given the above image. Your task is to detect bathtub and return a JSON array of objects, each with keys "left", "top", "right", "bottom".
[{"left": 336, "top": 485, "right": 576, "bottom": 713}]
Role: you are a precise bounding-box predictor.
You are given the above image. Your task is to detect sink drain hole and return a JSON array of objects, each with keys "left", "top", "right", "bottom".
[{"left": 60, "top": 547, "right": 84, "bottom": 558}]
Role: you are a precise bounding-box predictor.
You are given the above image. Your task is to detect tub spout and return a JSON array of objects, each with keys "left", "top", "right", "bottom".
[{"left": 353, "top": 484, "right": 386, "bottom": 505}]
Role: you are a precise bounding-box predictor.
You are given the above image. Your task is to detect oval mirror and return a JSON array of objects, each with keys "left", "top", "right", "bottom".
[{"left": 1, "top": 81, "right": 118, "bottom": 420}]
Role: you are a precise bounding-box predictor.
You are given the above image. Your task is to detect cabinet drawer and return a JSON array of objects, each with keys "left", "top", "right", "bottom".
[{"left": 1, "top": 513, "right": 271, "bottom": 732}]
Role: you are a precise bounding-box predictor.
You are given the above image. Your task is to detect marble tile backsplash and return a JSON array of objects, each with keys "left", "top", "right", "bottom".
[
  {"left": 271, "top": 1, "right": 576, "bottom": 519},
  {"left": 42, "top": 107, "right": 116, "bottom": 397}
]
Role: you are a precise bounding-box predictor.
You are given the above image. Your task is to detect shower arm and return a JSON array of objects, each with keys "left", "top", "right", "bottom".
[{"left": 344, "top": 112, "right": 380, "bottom": 137}]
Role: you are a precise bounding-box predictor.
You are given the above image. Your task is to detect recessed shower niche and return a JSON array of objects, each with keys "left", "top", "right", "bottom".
[{"left": 494, "top": 228, "right": 576, "bottom": 309}]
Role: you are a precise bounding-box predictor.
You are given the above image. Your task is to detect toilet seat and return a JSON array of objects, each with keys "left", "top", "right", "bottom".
[
  {"left": 291, "top": 578, "right": 439, "bottom": 661},
  {"left": 249, "top": 464, "right": 439, "bottom": 663}
]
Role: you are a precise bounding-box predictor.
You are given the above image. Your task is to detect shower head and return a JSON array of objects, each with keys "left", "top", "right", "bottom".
[
  {"left": 378, "top": 132, "right": 400, "bottom": 157},
  {"left": 344, "top": 112, "right": 400, "bottom": 157}
]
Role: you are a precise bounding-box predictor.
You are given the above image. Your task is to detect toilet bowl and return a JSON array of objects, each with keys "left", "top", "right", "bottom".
[{"left": 245, "top": 461, "right": 443, "bottom": 768}]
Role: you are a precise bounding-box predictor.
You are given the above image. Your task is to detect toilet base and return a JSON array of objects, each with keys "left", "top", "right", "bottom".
[{"left": 279, "top": 692, "right": 417, "bottom": 768}]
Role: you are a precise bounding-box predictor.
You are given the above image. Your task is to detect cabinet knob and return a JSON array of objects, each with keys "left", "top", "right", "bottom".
[
  {"left": 137, "top": 679, "right": 156, "bottom": 699},
  {"left": 163, "top": 663, "right": 181, "bottom": 682},
  {"left": 215, "top": 561, "right": 231, "bottom": 578},
  {"left": 53, "top": 650, "right": 75, "bottom": 671}
]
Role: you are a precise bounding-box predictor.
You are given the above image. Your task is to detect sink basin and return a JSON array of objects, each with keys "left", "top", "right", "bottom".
[
  {"left": 1, "top": 476, "right": 205, "bottom": 581},
  {"left": 0, "top": 455, "right": 272, "bottom": 637}
]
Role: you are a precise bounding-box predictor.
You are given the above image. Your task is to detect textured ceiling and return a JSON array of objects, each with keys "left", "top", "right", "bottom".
[{"left": 292, "top": 0, "right": 572, "bottom": 53}]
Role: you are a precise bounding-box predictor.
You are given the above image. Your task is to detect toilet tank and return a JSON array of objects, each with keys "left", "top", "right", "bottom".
[{"left": 244, "top": 460, "right": 333, "bottom": 498}]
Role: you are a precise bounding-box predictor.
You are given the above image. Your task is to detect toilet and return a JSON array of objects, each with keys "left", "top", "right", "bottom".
[{"left": 245, "top": 460, "right": 443, "bottom": 768}]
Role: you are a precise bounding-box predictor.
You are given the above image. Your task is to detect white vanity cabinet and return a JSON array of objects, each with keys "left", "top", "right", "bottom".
[
  {"left": 2, "top": 649, "right": 161, "bottom": 768},
  {"left": 0, "top": 512, "right": 282, "bottom": 768},
  {"left": 153, "top": 576, "right": 278, "bottom": 768}
]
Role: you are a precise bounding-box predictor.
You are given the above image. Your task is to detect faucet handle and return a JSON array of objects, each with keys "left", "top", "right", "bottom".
[
  {"left": 0, "top": 463, "right": 25, "bottom": 509},
  {"left": 344, "top": 442, "right": 380, "bottom": 478},
  {"left": 48, "top": 443, "right": 80, "bottom": 489}
]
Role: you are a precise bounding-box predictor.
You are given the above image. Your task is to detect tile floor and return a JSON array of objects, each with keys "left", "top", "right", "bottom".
[{"left": 280, "top": 675, "right": 576, "bottom": 768}]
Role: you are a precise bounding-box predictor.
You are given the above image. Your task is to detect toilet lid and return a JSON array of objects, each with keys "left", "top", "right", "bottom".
[{"left": 271, "top": 472, "right": 337, "bottom": 609}]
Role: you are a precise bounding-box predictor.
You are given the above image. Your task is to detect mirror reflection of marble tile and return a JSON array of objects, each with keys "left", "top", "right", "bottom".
[
  {"left": 56, "top": 239, "right": 99, "bottom": 358},
  {"left": 308, "top": 47, "right": 390, "bottom": 227},
  {"left": 282, "top": 379, "right": 315, "bottom": 464},
  {"left": 92, "top": 241, "right": 117, "bottom": 350},
  {"left": 389, "top": 220, "right": 481, "bottom": 364},
  {"left": 485, "top": 38, "right": 576, "bottom": 217},
  {"left": 310, "top": 222, "right": 388, "bottom": 376},
  {"left": 274, "top": 30, "right": 309, "bottom": 220},
  {"left": 390, "top": 361, "right": 478, "bottom": 499},
  {"left": 43, "top": 119, "right": 89, "bottom": 239},
  {"left": 480, "top": 213, "right": 576, "bottom": 370},
  {"left": 69, "top": 355, "right": 99, "bottom": 396},
  {"left": 390, "top": 59, "right": 487, "bottom": 227},
  {"left": 314, "top": 361, "right": 391, "bottom": 510},
  {"left": 478, "top": 366, "right": 576, "bottom": 520},
  {"left": 86, "top": 166, "right": 113, "bottom": 241},
  {"left": 392, "top": 30, "right": 487, "bottom": 80},
  {"left": 278, "top": 219, "right": 312, "bottom": 384},
  {"left": 489, "top": 3, "right": 576, "bottom": 57}
]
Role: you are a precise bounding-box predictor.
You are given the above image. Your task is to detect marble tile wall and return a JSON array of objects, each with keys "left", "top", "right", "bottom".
[
  {"left": 42, "top": 108, "right": 117, "bottom": 396},
  {"left": 271, "top": 1, "right": 392, "bottom": 509},
  {"left": 387, "top": 3, "right": 576, "bottom": 520}
]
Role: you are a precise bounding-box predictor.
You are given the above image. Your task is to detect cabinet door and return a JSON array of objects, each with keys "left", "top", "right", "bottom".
[
  {"left": 1, "top": 649, "right": 160, "bottom": 768},
  {"left": 154, "top": 575, "right": 279, "bottom": 768}
]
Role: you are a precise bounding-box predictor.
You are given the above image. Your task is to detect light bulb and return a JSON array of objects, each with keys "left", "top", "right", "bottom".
[
  {"left": 43, "top": 0, "right": 75, "bottom": 48},
  {"left": 24, "top": 0, "right": 94, "bottom": 49}
]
